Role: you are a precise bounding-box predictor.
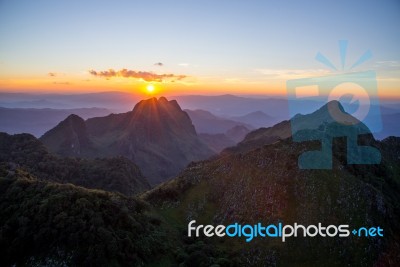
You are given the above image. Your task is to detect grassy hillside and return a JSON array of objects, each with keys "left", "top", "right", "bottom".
[{"left": 144, "top": 136, "right": 400, "bottom": 266}]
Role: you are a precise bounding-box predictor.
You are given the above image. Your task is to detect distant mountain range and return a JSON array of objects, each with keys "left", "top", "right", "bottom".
[
  {"left": 0, "top": 107, "right": 111, "bottom": 137},
  {"left": 230, "top": 110, "right": 277, "bottom": 128},
  {"left": 184, "top": 110, "right": 254, "bottom": 152},
  {"left": 184, "top": 109, "right": 252, "bottom": 134},
  {"left": 1, "top": 92, "right": 399, "bottom": 140},
  {"left": 0, "top": 91, "right": 141, "bottom": 111},
  {"left": 40, "top": 97, "right": 214, "bottom": 185}
]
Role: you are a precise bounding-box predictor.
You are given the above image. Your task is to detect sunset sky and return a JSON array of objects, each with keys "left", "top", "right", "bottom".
[{"left": 0, "top": 0, "right": 399, "bottom": 98}]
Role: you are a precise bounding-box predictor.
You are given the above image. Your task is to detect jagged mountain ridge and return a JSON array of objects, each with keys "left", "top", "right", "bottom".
[
  {"left": 224, "top": 100, "right": 369, "bottom": 154},
  {"left": 144, "top": 101, "right": 400, "bottom": 266},
  {"left": 40, "top": 97, "right": 215, "bottom": 185}
]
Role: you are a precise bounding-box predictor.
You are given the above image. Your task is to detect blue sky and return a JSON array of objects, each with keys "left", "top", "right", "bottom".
[{"left": 0, "top": 0, "right": 399, "bottom": 96}]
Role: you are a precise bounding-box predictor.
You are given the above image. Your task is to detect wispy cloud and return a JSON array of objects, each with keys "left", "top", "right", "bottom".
[
  {"left": 372, "top": 61, "right": 400, "bottom": 81},
  {"left": 255, "top": 69, "right": 331, "bottom": 79},
  {"left": 89, "top": 68, "right": 188, "bottom": 82},
  {"left": 154, "top": 62, "right": 164, "bottom": 66},
  {"left": 48, "top": 72, "right": 65, "bottom": 77},
  {"left": 373, "top": 60, "right": 400, "bottom": 71},
  {"left": 53, "top": 81, "right": 70, "bottom": 85}
]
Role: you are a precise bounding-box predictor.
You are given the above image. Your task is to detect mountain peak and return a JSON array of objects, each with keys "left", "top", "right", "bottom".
[
  {"left": 319, "top": 99, "right": 345, "bottom": 113},
  {"left": 40, "top": 113, "right": 94, "bottom": 157},
  {"left": 64, "top": 113, "right": 85, "bottom": 123},
  {"left": 226, "top": 100, "right": 371, "bottom": 155},
  {"left": 129, "top": 96, "right": 195, "bottom": 136},
  {"left": 158, "top": 96, "right": 168, "bottom": 102},
  {"left": 43, "top": 97, "right": 214, "bottom": 185},
  {"left": 300, "top": 100, "right": 358, "bottom": 127}
]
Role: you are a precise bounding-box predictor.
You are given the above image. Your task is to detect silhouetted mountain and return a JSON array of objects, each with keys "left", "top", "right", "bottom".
[
  {"left": 41, "top": 97, "right": 215, "bottom": 185},
  {"left": 144, "top": 103, "right": 400, "bottom": 266},
  {"left": 0, "top": 107, "right": 111, "bottom": 137},
  {"left": 40, "top": 114, "right": 96, "bottom": 157},
  {"left": 230, "top": 111, "right": 276, "bottom": 128},
  {"left": 185, "top": 109, "right": 252, "bottom": 134},
  {"left": 225, "top": 100, "right": 368, "bottom": 154},
  {"left": 2, "top": 92, "right": 399, "bottom": 140},
  {"left": 0, "top": 132, "right": 150, "bottom": 195}
]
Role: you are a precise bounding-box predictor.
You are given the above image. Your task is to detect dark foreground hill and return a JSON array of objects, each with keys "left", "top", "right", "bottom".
[
  {"left": 144, "top": 135, "right": 400, "bottom": 266},
  {"left": 0, "top": 169, "right": 167, "bottom": 267},
  {"left": 0, "top": 132, "right": 150, "bottom": 195},
  {"left": 40, "top": 97, "right": 214, "bottom": 185}
]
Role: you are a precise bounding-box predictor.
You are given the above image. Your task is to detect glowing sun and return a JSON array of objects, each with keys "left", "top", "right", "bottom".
[{"left": 146, "top": 84, "right": 155, "bottom": 93}]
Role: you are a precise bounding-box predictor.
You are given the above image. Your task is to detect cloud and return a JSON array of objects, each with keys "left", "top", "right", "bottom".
[
  {"left": 373, "top": 60, "right": 400, "bottom": 71},
  {"left": 89, "top": 68, "right": 188, "bottom": 82},
  {"left": 48, "top": 72, "right": 66, "bottom": 77},
  {"left": 154, "top": 62, "right": 164, "bottom": 66},
  {"left": 255, "top": 69, "right": 331, "bottom": 79},
  {"left": 53, "top": 81, "right": 70, "bottom": 85}
]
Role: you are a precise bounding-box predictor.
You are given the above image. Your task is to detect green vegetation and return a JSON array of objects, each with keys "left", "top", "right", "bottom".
[
  {"left": 0, "top": 168, "right": 168, "bottom": 266},
  {"left": 145, "top": 136, "right": 400, "bottom": 266},
  {"left": 0, "top": 132, "right": 150, "bottom": 195}
]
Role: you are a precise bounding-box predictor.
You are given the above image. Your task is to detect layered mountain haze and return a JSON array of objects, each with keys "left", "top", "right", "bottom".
[
  {"left": 40, "top": 97, "right": 215, "bottom": 185},
  {"left": 184, "top": 109, "right": 252, "bottom": 134},
  {"left": 2, "top": 92, "right": 400, "bottom": 140},
  {"left": 0, "top": 107, "right": 111, "bottom": 137},
  {"left": 230, "top": 110, "right": 277, "bottom": 129},
  {"left": 198, "top": 133, "right": 236, "bottom": 153}
]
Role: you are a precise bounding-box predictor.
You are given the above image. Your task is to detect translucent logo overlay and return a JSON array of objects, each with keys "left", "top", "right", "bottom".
[{"left": 287, "top": 41, "right": 381, "bottom": 169}]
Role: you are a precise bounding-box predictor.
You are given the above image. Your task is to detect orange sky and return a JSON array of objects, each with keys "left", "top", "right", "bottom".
[{"left": 0, "top": 71, "right": 398, "bottom": 101}]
